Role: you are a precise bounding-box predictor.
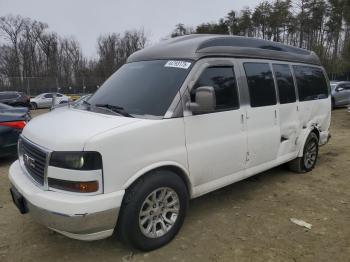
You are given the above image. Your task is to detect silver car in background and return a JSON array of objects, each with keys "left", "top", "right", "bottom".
[
  {"left": 50, "top": 94, "right": 92, "bottom": 111},
  {"left": 331, "top": 81, "right": 350, "bottom": 109},
  {"left": 30, "top": 93, "right": 71, "bottom": 109}
]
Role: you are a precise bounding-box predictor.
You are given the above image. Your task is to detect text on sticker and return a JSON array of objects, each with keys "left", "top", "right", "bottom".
[{"left": 165, "top": 61, "right": 191, "bottom": 69}]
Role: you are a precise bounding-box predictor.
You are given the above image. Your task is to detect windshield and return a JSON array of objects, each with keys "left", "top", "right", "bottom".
[{"left": 87, "top": 60, "right": 192, "bottom": 118}]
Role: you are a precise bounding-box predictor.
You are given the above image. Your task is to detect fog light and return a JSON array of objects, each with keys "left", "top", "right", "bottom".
[{"left": 48, "top": 178, "right": 99, "bottom": 193}]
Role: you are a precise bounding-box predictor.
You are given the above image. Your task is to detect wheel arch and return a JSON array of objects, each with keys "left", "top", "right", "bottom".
[
  {"left": 297, "top": 126, "right": 320, "bottom": 157},
  {"left": 30, "top": 101, "right": 38, "bottom": 108},
  {"left": 122, "top": 162, "right": 193, "bottom": 198}
]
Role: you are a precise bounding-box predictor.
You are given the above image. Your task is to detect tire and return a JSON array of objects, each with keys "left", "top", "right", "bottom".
[
  {"left": 30, "top": 102, "right": 37, "bottom": 110},
  {"left": 331, "top": 98, "right": 335, "bottom": 110},
  {"left": 117, "top": 170, "right": 189, "bottom": 251},
  {"left": 288, "top": 132, "right": 319, "bottom": 173}
]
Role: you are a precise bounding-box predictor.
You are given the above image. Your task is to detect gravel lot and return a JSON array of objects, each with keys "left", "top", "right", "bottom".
[{"left": 0, "top": 108, "right": 349, "bottom": 262}]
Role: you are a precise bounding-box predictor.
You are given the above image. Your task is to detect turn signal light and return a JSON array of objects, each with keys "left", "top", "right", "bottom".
[
  {"left": 48, "top": 178, "right": 99, "bottom": 193},
  {"left": 0, "top": 121, "right": 26, "bottom": 129}
]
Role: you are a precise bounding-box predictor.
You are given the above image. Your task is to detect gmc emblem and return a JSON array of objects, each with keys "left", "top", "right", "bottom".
[{"left": 23, "top": 154, "right": 36, "bottom": 169}]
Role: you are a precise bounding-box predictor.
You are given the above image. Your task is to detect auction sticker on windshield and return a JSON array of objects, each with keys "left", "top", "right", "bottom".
[{"left": 165, "top": 60, "right": 191, "bottom": 69}]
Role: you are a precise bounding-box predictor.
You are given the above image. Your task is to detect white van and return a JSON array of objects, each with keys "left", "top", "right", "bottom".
[{"left": 9, "top": 35, "right": 331, "bottom": 250}]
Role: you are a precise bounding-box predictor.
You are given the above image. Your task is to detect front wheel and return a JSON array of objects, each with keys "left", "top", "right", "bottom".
[
  {"left": 30, "top": 102, "right": 37, "bottom": 110},
  {"left": 117, "top": 170, "right": 189, "bottom": 251},
  {"left": 288, "top": 132, "right": 319, "bottom": 173}
]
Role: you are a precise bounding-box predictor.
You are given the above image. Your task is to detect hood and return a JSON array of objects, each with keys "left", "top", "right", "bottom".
[{"left": 22, "top": 107, "right": 140, "bottom": 151}]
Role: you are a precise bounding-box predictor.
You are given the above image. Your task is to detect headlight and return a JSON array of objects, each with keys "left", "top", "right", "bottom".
[{"left": 49, "top": 151, "right": 102, "bottom": 170}]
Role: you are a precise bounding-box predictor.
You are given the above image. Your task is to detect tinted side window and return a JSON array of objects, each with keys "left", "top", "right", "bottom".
[
  {"left": 44, "top": 94, "right": 53, "bottom": 98},
  {"left": 192, "top": 66, "right": 239, "bottom": 111},
  {"left": 56, "top": 93, "right": 63, "bottom": 97},
  {"left": 0, "top": 93, "right": 17, "bottom": 99},
  {"left": 293, "top": 66, "right": 328, "bottom": 101},
  {"left": 273, "top": 64, "right": 296, "bottom": 104},
  {"left": 346, "top": 84, "right": 350, "bottom": 90},
  {"left": 244, "top": 63, "right": 277, "bottom": 107}
]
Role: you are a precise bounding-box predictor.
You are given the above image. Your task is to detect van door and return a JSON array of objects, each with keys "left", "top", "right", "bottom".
[
  {"left": 183, "top": 60, "right": 247, "bottom": 194},
  {"left": 242, "top": 62, "right": 280, "bottom": 169},
  {"left": 272, "top": 64, "right": 300, "bottom": 157}
]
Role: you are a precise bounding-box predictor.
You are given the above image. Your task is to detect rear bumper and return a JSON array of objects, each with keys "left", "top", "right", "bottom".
[{"left": 9, "top": 160, "right": 125, "bottom": 241}]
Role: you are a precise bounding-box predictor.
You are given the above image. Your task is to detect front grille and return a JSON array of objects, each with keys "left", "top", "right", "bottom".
[{"left": 20, "top": 138, "right": 47, "bottom": 186}]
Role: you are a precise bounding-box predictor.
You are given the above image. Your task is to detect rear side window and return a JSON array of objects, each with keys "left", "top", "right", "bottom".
[
  {"left": 192, "top": 66, "right": 239, "bottom": 111},
  {"left": 244, "top": 63, "right": 277, "bottom": 107},
  {"left": 293, "top": 66, "right": 328, "bottom": 101},
  {"left": 44, "top": 94, "right": 53, "bottom": 98},
  {"left": 0, "top": 93, "right": 17, "bottom": 99},
  {"left": 272, "top": 64, "right": 296, "bottom": 104}
]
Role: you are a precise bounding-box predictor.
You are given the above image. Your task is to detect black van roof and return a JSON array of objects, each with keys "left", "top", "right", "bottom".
[{"left": 127, "top": 34, "right": 321, "bottom": 66}]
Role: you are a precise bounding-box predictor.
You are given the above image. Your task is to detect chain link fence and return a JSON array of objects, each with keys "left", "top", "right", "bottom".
[
  {"left": 0, "top": 76, "right": 106, "bottom": 97},
  {"left": 328, "top": 72, "right": 350, "bottom": 81},
  {"left": 1, "top": 72, "right": 349, "bottom": 98}
]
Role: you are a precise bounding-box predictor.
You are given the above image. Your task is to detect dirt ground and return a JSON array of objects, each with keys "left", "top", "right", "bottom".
[{"left": 0, "top": 108, "right": 349, "bottom": 262}]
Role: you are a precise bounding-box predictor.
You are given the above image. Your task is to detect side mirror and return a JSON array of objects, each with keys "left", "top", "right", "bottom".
[{"left": 187, "top": 86, "right": 216, "bottom": 114}]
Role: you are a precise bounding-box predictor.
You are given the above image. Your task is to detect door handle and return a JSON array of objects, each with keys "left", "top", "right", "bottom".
[
  {"left": 240, "top": 114, "right": 245, "bottom": 131},
  {"left": 274, "top": 110, "right": 278, "bottom": 125}
]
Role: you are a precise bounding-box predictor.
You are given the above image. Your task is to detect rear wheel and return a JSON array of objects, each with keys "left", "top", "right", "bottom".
[
  {"left": 288, "top": 132, "right": 319, "bottom": 173},
  {"left": 117, "top": 170, "right": 189, "bottom": 251}
]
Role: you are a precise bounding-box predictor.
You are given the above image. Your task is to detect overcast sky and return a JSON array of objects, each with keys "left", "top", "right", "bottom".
[{"left": 0, "top": 0, "right": 261, "bottom": 58}]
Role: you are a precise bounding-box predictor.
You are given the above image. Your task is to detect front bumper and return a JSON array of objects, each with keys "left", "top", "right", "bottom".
[{"left": 9, "top": 160, "right": 125, "bottom": 241}]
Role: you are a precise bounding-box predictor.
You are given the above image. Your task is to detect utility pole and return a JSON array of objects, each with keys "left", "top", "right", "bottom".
[
  {"left": 56, "top": 77, "right": 59, "bottom": 93},
  {"left": 27, "top": 78, "right": 30, "bottom": 97}
]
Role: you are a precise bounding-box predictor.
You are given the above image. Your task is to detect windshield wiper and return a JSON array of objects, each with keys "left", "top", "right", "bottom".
[{"left": 95, "top": 103, "right": 134, "bottom": 118}]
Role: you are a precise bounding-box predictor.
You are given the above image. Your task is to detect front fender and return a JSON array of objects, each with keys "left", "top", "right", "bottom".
[{"left": 122, "top": 161, "right": 192, "bottom": 196}]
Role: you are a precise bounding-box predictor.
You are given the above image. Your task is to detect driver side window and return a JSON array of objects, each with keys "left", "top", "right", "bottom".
[
  {"left": 191, "top": 66, "right": 239, "bottom": 112},
  {"left": 44, "top": 94, "right": 53, "bottom": 98}
]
